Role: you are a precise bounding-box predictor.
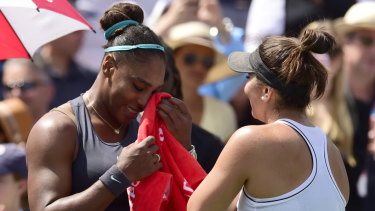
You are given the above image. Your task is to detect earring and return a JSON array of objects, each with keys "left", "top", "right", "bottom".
[{"left": 261, "top": 95, "right": 268, "bottom": 100}]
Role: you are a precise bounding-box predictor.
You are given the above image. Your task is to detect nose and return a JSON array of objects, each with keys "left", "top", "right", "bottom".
[
  {"left": 8, "top": 87, "right": 23, "bottom": 98},
  {"left": 191, "top": 60, "right": 210, "bottom": 72}
]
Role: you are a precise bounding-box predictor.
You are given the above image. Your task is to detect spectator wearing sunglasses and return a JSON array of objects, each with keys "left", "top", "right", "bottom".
[
  {"left": 2, "top": 59, "right": 55, "bottom": 123},
  {"left": 165, "top": 21, "right": 237, "bottom": 143},
  {"left": 334, "top": 2, "right": 375, "bottom": 210}
]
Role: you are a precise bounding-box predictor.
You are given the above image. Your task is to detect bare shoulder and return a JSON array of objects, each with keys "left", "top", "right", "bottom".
[
  {"left": 226, "top": 124, "right": 281, "bottom": 149},
  {"left": 27, "top": 103, "right": 80, "bottom": 209},
  {"left": 327, "top": 138, "right": 350, "bottom": 202},
  {"left": 222, "top": 124, "right": 279, "bottom": 164},
  {"left": 26, "top": 103, "right": 78, "bottom": 163}
]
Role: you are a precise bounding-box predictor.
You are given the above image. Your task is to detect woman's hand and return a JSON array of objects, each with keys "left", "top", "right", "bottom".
[
  {"left": 153, "top": 0, "right": 199, "bottom": 36},
  {"left": 117, "top": 136, "right": 162, "bottom": 182},
  {"left": 157, "top": 97, "right": 193, "bottom": 150}
]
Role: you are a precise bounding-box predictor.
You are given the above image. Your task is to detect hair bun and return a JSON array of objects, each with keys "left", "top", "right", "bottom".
[
  {"left": 300, "top": 29, "right": 336, "bottom": 54},
  {"left": 100, "top": 3, "right": 144, "bottom": 32}
]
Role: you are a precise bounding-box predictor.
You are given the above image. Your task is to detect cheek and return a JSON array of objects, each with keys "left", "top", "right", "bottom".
[
  {"left": 0, "top": 181, "right": 16, "bottom": 199},
  {"left": 243, "top": 81, "right": 252, "bottom": 97},
  {"left": 175, "top": 59, "right": 192, "bottom": 79},
  {"left": 175, "top": 54, "right": 187, "bottom": 73},
  {"left": 344, "top": 45, "right": 362, "bottom": 63}
]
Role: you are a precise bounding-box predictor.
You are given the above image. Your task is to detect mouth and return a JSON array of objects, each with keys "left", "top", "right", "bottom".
[{"left": 127, "top": 106, "right": 141, "bottom": 118}]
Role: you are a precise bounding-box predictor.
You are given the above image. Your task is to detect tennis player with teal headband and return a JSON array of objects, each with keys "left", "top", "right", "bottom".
[{"left": 27, "top": 2, "right": 193, "bottom": 211}]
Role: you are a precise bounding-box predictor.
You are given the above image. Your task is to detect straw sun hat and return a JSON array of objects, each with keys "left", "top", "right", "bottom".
[
  {"left": 165, "top": 21, "right": 236, "bottom": 84},
  {"left": 334, "top": 1, "right": 375, "bottom": 34}
]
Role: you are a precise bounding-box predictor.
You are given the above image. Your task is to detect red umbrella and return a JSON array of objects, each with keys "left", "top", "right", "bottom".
[{"left": 0, "top": 0, "right": 94, "bottom": 60}]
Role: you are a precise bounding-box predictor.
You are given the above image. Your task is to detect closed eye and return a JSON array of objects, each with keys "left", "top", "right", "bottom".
[{"left": 133, "top": 84, "right": 144, "bottom": 92}]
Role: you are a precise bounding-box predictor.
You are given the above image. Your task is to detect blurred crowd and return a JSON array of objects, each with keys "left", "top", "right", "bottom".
[{"left": 0, "top": 0, "right": 375, "bottom": 210}]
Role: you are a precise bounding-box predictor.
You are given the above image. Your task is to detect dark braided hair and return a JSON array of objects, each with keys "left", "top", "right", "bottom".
[{"left": 100, "top": 3, "right": 165, "bottom": 64}]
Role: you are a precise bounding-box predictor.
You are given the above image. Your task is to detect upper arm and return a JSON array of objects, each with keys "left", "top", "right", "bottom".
[
  {"left": 188, "top": 126, "right": 259, "bottom": 211},
  {"left": 327, "top": 138, "right": 350, "bottom": 203},
  {"left": 26, "top": 111, "right": 77, "bottom": 210}
]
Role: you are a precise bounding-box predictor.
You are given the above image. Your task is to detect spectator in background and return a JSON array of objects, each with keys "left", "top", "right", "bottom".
[
  {"left": 165, "top": 21, "right": 237, "bottom": 143},
  {"left": 244, "top": 0, "right": 354, "bottom": 53},
  {"left": 74, "top": 0, "right": 159, "bottom": 71},
  {"left": 0, "top": 98, "right": 33, "bottom": 147},
  {"left": 301, "top": 19, "right": 356, "bottom": 175},
  {"left": 33, "top": 31, "right": 96, "bottom": 108},
  {"left": 333, "top": 2, "right": 375, "bottom": 210},
  {"left": 2, "top": 59, "right": 54, "bottom": 123},
  {"left": 0, "top": 143, "right": 28, "bottom": 211},
  {"left": 74, "top": 0, "right": 241, "bottom": 72}
]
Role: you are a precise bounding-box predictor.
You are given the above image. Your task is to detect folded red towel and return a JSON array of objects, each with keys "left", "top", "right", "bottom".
[{"left": 127, "top": 92, "right": 207, "bottom": 211}]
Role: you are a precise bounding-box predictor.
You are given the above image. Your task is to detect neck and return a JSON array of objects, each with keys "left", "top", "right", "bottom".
[
  {"left": 349, "top": 78, "right": 374, "bottom": 103},
  {"left": 84, "top": 91, "right": 124, "bottom": 136},
  {"left": 181, "top": 87, "right": 204, "bottom": 124},
  {"left": 182, "top": 85, "right": 201, "bottom": 102},
  {"left": 266, "top": 108, "right": 312, "bottom": 126}
]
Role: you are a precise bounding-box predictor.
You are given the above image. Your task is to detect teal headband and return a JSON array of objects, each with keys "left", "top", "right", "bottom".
[
  {"left": 105, "top": 44, "right": 165, "bottom": 52},
  {"left": 104, "top": 20, "right": 139, "bottom": 40}
]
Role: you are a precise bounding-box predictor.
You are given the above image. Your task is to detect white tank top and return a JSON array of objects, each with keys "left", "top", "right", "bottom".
[{"left": 237, "top": 119, "right": 347, "bottom": 211}]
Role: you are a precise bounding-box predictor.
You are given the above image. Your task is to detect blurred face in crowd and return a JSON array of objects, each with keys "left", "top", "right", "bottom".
[
  {"left": 2, "top": 62, "right": 54, "bottom": 121},
  {"left": 0, "top": 173, "right": 26, "bottom": 211},
  {"left": 342, "top": 29, "right": 375, "bottom": 81},
  {"left": 313, "top": 53, "right": 343, "bottom": 97},
  {"left": 174, "top": 44, "right": 215, "bottom": 89},
  {"left": 48, "top": 30, "right": 84, "bottom": 58}
]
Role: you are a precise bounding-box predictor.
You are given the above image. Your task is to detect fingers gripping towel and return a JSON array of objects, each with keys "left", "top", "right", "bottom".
[{"left": 127, "top": 92, "right": 207, "bottom": 211}]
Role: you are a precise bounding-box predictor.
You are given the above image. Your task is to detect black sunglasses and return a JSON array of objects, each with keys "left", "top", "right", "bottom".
[
  {"left": 347, "top": 32, "right": 375, "bottom": 47},
  {"left": 3, "top": 81, "right": 43, "bottom": 92},
  {"left": 183, "top": 53, "right": 214, "bottom": 69},
  {"left": 358, "top": 35, "right": 374, "bottom": 47}
]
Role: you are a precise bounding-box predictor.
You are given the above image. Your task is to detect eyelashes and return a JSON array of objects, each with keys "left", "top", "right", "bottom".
[{"left": 133, "top": 84, "right": 144, "bottom": 92}]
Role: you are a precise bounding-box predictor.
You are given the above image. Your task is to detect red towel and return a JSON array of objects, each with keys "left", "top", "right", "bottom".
[{"left": 127, "top": 92, "right": 207, "bottom": 211}]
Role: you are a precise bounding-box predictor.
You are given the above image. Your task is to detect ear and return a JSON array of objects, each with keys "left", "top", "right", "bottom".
[
  {"left": 101, "top": 54, "right": 117, "bottom": 77},
  {"left": 261, "top": 86, "right": 273, "bottom": 102}
]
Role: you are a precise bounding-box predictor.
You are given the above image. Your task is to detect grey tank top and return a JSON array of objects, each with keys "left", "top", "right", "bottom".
[{"left": 70, "top": 95, "right": 139, "bottom": 210}]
